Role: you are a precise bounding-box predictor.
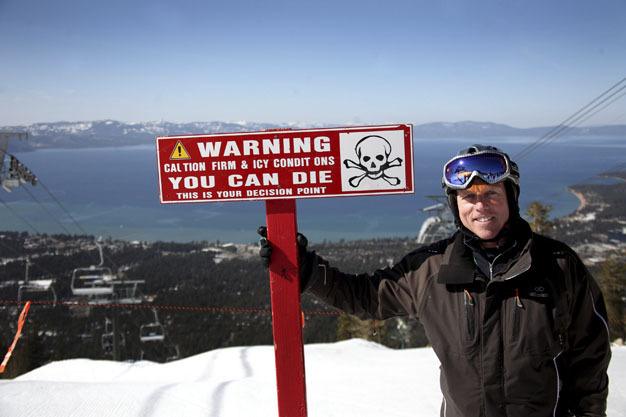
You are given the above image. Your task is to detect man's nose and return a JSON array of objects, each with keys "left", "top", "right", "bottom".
[{"left": 474, "top": 195, "right": 491, "bottom": 206}]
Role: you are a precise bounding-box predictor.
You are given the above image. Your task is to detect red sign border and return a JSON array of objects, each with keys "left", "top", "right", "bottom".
[{"left": 156, "top": 124, "right": 414, "bottom": 204}]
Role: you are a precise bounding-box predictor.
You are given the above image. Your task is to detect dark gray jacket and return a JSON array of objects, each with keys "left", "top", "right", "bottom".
[{"left": 304, "top": 222, "right": 611, "bottom": 417}]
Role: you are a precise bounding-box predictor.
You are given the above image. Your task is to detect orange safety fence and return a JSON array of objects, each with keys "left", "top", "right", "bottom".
[
  {"left": 0, "top": 301, "right": 31, "bottom": 373},
  {"left": 0, "top": 299, "right": 341, "bottom": 317}
]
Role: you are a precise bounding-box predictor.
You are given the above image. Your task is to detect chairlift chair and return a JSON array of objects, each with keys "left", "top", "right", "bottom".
[
  {"left": 139, "top": 323, "right": 165, "bottom": 342},
  {"left": 139, "top": 309, "right": 165, "bottom": 343},
  {"left": 71, "top": 265, "right": 115, "bottom": 297},
  {"left": 71, "top": 239, "right": 118, "bottom": 301},
  {"left": 1, "top": 177, "right": 20, "bottom": 192},
  {"left": 18, "top": 279, "right": 57, "bottom": 306},
  {"left": 17, "top": 259, "right": 57, "bottom": 306},
  {"left": 112, "top": 279, "right": 145, "bottom": 304}
]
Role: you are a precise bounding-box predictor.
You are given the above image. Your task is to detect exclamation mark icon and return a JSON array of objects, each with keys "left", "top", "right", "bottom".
[{"left": 170, "top": 140, "right": 190, "bottom": 160}]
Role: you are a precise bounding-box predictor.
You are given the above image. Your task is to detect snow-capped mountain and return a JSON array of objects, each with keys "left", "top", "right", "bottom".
[
  {"left": 1, "top": 120, "right": 625, "bottom": 151},
  {"left": 1, "top": 120, "right": 300, "bottom": 150}
]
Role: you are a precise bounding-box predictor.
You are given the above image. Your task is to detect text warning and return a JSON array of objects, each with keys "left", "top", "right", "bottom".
[{"left": 156, "top": 125, "right": 413, "bottom": 203}]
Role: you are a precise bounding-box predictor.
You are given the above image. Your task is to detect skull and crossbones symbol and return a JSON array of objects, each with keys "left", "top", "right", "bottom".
[{"left": 343, "top": 135, "right": 403, "bottom": 187}]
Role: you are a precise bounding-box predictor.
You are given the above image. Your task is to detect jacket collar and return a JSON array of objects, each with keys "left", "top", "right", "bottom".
[
  {"left": 437, "top": 220, "right": 533, "bottom": 285},
  {"left": 437, "top": 233, "right": 476, "bottom": 284}
]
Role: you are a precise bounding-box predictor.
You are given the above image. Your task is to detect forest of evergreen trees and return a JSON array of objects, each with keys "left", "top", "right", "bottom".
[{"left": 0, "top": 232, "right": 429, "bottom": 378}]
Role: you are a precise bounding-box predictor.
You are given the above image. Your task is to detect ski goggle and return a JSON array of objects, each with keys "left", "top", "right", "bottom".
[{"left": 443, "top": 151, "right": 511, "bottom": 190}]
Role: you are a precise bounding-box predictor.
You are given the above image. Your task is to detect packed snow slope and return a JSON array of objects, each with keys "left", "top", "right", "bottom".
[{"left": 1, "top": 339, "right": 624, "bottom": 417}]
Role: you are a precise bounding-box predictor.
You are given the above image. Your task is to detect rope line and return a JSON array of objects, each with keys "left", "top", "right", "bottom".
[{"left": 0, "top": 299, "right": 341, "bottom": 317}]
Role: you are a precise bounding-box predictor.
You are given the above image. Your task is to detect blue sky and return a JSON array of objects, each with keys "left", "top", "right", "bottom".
[{"left": 1, "top": 0, "right": 625, "bottom": 127}]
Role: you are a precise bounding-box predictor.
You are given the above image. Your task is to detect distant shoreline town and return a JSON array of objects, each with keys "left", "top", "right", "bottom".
[{"left": 556, "top": 171, "right": 626, "bottom": 263}]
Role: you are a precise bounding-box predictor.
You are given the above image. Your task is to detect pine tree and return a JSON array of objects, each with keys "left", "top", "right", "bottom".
[
  {"left": 596, "top": 252, "right": 626, "bottom": 340},
  {"left": 525, "top": 201, "right": 555, "bottom": 236}
]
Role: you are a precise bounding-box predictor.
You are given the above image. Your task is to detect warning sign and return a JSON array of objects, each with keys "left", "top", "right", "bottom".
[
  {"left": 156, "top": 124, "right": 413, "bottom": 203},
  {"left": 169, "top": 140, "right": 191, "bottom": 160}
]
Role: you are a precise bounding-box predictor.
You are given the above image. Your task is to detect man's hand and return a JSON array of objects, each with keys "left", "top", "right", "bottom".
[
  {"left": 257, "top": 226, "right": 273, "bottom": 268},
  {"left": 257, "top": 226, "right": 309, "bottom": 268}
]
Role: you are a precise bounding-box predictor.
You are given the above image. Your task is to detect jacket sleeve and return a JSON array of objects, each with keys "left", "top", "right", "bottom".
[
  {"left": 301, "top": 249, "right": 431, "bottom": 320},
  {"left": 560, "top": 254, "right": 611, "bottom": 417}
]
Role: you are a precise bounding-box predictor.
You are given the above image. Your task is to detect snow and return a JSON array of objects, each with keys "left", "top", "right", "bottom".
[{"left": 0, "top": 340, "right": 624, "bottom": 417}]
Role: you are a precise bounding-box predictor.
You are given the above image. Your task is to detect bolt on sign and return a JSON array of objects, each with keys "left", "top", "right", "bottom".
[
  {"left": 156, "top": 125, "right": 413, "bottom": 203},
  {"left": 156, "top": 124, "right": 413, "bottom": 417}
]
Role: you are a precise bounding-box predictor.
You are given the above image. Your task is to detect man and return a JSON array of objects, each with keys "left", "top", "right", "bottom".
[{"left": 259, "top": 144, "right": 611, "bottom": 417}]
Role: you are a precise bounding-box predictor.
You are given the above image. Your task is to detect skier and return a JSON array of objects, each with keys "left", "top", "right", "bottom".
[{"left": 259, "top": 144, "right": 611, "bottom": 417}]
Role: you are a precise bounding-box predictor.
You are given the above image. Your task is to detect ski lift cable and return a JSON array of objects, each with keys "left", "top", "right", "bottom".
[
  {"left": 517, "top": 86, "right": 626, "bottom": 161},
  {"left": 20, "top": 185, "right": 73, "bottom": 235},
  {"left": 35, "top": 178, "right": 88, "bottom": 235},
  {"left": 516, "top": 83, "right": 626, "bottom": 160},
  {"left": 0, "top": 195, "right": 41, "bottom": 234},
  {"left": 573, "top": 89, "right": 626, "bottom": 128},
  {"left": 515, "top": 78, "right": 626, "bottom": 161},
  {"left": 515, "top": 76, "right": 626, "bottom": 159},
  {"left": 514, "top": 77, "right": 626, "bottom": 160},
  {"left": 0, "top": 148, "right": 88, "bottom": 236},
  {"left": 1, "top": 148, "right": 118, "bottom": 268}
]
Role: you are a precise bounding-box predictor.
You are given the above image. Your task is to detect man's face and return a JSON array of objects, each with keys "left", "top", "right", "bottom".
[{"left": 456, "top": 182, "right": 509, "bottom": 242}]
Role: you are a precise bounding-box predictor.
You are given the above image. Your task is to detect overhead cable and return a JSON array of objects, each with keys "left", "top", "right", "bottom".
[
  {"left": 1, "top": 147, "right": 88, "bottom": 236},
  {"left": 0, "top": 196, "right": 41, "bottom": 234},
  {"left": 35, "top": 178, "right": 88, "bottom": 235},
  {"left": 514, "top": 77, "right": 626, "bottom": 161},
  {"left": 20, "top": 186, "right": 73, "bottom": 235},
  {"left": 517, "top": 82, "right": 626, "bottom": 160}
]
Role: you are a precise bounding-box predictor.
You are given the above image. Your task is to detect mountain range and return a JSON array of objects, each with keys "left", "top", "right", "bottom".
[{"left": 1, "top": 120, "right": 625, "bottom": 151}]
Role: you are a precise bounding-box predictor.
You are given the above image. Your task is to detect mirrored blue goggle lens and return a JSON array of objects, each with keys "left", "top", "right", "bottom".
[{"left": 444, "top": 154, "right": 507, "bottom": 186}]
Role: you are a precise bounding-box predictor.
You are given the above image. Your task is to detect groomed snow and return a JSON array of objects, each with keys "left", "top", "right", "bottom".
[{"left": 0, "top": 340, "right": 624, "bottom": 417}]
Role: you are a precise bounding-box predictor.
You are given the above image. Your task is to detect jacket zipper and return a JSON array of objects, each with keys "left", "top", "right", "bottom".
[
  {"left": 511, "top": 288, "right": 523, "bottom": 340},
  {"left": 487, "top": 253, "right": 530, "bottom": 411},
  {"left": 464, "top": 289, "right": 475, "bottom": 340}
]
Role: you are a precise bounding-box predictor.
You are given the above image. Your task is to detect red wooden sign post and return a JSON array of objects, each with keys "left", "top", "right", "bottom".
[
  {"left": 156, "top": 124, "right": 413, "bottom": 417},
  {"left": 265, "top": 199, "right": 307, "bottom": 417}
]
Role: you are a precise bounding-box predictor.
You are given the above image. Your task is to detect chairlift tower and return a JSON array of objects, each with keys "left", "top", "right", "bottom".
[
  {"left": 101, "top": 316, "right": 126, "bottom": 361},
  {"left": 416, "top": 195, "right": 457, "bottom": 244}
]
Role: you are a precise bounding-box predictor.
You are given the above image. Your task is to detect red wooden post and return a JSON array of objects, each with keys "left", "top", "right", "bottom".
[{"left": 265, "top": 198, "right": 308, "bottom": 417}]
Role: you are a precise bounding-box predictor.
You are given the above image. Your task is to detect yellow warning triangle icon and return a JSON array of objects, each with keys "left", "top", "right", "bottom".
[{"left": 170, "top": 140, "right": 191, "bottom": 160}]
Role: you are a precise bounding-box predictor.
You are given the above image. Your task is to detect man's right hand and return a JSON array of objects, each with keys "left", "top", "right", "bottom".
[
  {"left": 257, "top": 226, "right": 273, "bottom": 268},
  {"left": 257, "top": 226, "right": 310, "bottom": 268}
]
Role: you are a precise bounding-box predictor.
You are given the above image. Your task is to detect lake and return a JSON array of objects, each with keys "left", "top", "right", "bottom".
[{"left": 3, "top": 136, "right": 625, "bottom": 243}]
